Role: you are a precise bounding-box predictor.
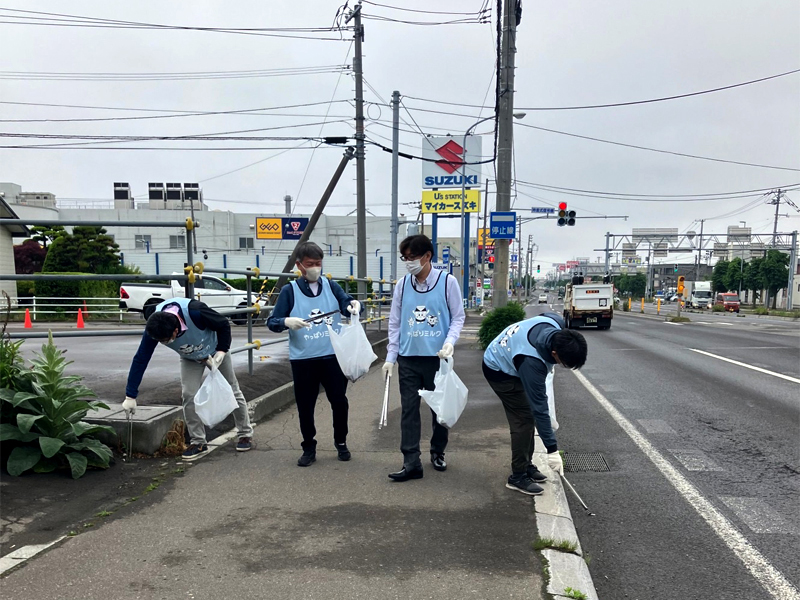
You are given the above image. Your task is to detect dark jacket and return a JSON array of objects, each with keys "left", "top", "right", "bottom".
[
  {"left": 267, "top": 277, "right": 355, "bottom": 333},
  {"left": 125, "top": 300, "right": 231, "bottom": 398},
  {"left": 483, "top": 312, "right": 564, "bottom": 453}
]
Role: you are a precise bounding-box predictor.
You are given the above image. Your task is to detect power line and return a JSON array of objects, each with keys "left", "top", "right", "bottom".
[
  {"left": 403, "top": 68, "right": 800, "bottom": 111},
  {"left": 361, "top": 0, "right": 489, "bottom": 16}
]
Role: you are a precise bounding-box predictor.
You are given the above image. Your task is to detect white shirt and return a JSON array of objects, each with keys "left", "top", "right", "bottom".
[{"left": 386, "top": 268, "right": 465, "bottom": 363}]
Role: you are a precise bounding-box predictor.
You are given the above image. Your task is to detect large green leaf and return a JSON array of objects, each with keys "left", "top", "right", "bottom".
[
  {"left": 0, "top": 423, "right": 39, "bottom": 443},
  {"left": 33, "top": 457, "right": 59, "bottom": 473},
  {"left": 72, "top": 421, "right": 116, "bottom": 438},
  {"left": 17, "top": 413, "right": 44, "bottom": 434},
  {"left": 39, "top": 436, "right": 66, "bottom": 458},
  {"left": 7, "top": 446, "right": 42, "bottom": 476},
  {"left": 11, "top": 392, "right": 41, "bottom": 407},
  {"left": 0, "top": 388, "right": 17, "bottom": 402},
  {"left": 65, "top": 452, "right": 88, "bottom": 479}
]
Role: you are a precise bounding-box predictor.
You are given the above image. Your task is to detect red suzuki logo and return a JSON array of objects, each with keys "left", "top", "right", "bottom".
[{"left": 434, "top": 140, "right": 464, "bottom": 174}]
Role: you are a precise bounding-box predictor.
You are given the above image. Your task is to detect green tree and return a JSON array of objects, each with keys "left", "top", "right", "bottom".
[
  {"left": 41, "top": 226, "right": 120, "bottom": 274},
  {"left": 761, "top": 250, "right": 790, "bottom": 309},
  {"left": 724, "top": 258, "right": 744, "bottom": 293},
  {"left": 711, "top": 259, "right": 729, "bottom": 293},
  {"left": 743, "top": 257, "right": 764, "bottom": 307},
  {"left": 613, "top": 273, "right": 646, "bottom": 297},
  {"left": 29, "top": 225, "right": 65, "bottom": 249}
]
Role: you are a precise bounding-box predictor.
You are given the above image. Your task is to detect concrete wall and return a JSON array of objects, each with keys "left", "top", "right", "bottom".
[{"left": 0, "top": 226, "right": 18, "bottom": 303}]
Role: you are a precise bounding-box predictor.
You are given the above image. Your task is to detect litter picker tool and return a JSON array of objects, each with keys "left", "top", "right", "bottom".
[
  {"left": 125, "top": 412, "right": 134, "bottom": 463},
  {"left": 379, "top": 372, "right": 390, "bottom": 429},
  {"left": 302, "top": 310, "right": 340, "bottom": 323},
  {"left": 560, "top": 472, "right": 594, "bottom": 516}
]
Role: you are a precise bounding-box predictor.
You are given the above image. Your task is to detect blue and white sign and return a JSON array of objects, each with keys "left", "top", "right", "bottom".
[
  {"left": 489, "top": 211, "right": 516, "bottom": 239},
  {"left": 531, "top": 207, "right": 556, "bottom": 214},
  {"left": 511, "top": 254, "right": 518, "bottom": 263},
  {"left": 442, "top": 247, "right": 450, "bottom": 265}
]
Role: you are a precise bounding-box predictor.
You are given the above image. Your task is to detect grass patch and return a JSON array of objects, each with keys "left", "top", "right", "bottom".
[
  {"left": 668, "top": 316, "right": 691, "bottom": 323},
  {"left": 172, "top": 467, "right": 185, "bottom": 474},
  {"left": 144, "top": 482, "right": 161, "bottom": 493},
  {"left": 95, "top": 510, "right": 113, "bottom": 518},
  {"left": 532, "top": 537, "right": 579, "bottom": 554},
  {"left": 83, "top": 522, "right": 94, "bottom": 528},
  {"left": 67, "top": 530, "right": 78, "bottom": 537},
  {"left": 564, "top": 587, "right": 589, "bottom": 600}
]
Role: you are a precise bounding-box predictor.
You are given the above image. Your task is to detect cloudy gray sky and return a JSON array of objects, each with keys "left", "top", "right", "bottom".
[{"left": 2, "top": 0, "right": 799, "bottom": 269}]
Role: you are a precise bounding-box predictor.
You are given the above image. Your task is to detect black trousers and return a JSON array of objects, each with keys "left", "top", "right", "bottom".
[
  {"left": 397, "top": 355, "right": 449, "bottom": 469},
  {"left": 291, "top": 356, "right": 349, "bottom": 451},
  {"left": 486, "top": 375, "right": 536, "bottom": 475}
]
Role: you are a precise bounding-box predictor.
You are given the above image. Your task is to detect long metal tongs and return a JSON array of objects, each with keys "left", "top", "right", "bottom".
[
  {"left": 379, "top": 372, "right": 391, "bottom": 429},
  {"left": 125, "top": 412, "right": 134, "bottom": 463}
]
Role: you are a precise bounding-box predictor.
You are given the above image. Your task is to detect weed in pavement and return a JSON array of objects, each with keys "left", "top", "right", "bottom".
[
  {"left": 532, "top": 537, "right": 579, "bottom": 554},
  {"left": 563, "top": 587, "right": 589, "bottom": 600}
]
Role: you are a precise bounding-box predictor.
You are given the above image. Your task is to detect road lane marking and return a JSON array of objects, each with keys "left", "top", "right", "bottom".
[
  {"left": 637, "top": 419, "right": 677, "bottom": 434},
  {"left": 664, "top": 321, "right": 684, "bottom": 326},
  {"left": 668, "top": 449, "right": 724, "bottom": 472},
  {"left": 718, "top": 497, "right": 799, "bottom": 535},
  {"left": 697, "top": 322, "right": 733, "bottom": 326},
  {"left": 572, "top": 370, "right": 800, "bottom": 600},
  {"left": 688, "top": 349, "right": 800, "bottom": 384}
]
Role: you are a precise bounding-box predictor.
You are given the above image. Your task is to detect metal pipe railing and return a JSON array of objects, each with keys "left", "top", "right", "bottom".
[{"left": 0, "top": 218, "right": 190, "bottom": 228}]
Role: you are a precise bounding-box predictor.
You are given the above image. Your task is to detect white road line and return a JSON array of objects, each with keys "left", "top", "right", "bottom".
[
  {"left": 572, "top": 370, "right": 800, "bottom": 600},
  {"left": 697, "top": 322, "right": 733, "bottom": 326},
  {"left": 664, "top": 321, "right": 683, "bottom": 326},
  {"left": 688, "top": 349, "right": 800, "bottom": 384}
]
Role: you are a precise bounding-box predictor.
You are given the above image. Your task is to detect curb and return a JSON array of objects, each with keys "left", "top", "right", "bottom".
[{"left": 533, "top": 437, "right": 599, "bottom": 600}]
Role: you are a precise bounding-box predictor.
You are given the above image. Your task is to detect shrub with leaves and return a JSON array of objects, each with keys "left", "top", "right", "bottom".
[
  {"left": 0, "top": 333, "right": 115, "bottom": 479},
  {"left": 477, "top": 302, "right": 527, "bottom": 350}
]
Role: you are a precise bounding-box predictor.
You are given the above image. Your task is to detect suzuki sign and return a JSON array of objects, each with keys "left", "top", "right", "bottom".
[{"left": 422, "top": 136, "right": 483, "bottom": 189}]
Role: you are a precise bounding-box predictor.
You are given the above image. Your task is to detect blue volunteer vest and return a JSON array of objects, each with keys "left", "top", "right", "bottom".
[
  {"left": 483, "top": 315, "right": 561, "bottom": 377},
  {"left": 399, "top": 271, "right": 451, "bottom": 357},
  {"left": 288, "top": 278, "right": 343, "bottom": 360},
  {"left": 156, "top": 298, "right": 218, "bottom": 361}
]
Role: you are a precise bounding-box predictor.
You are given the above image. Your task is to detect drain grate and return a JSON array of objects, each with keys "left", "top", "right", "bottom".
[{"left": 564, "top": 452, "right": 610, "bottom": 472}]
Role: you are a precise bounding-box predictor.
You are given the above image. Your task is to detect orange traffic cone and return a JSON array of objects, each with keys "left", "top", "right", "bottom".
[
  {"left": 24, "top": 308, "right": 32, "bottom": 329},
  {"left": 82, "top": 300, "right": 89, "bottom": 319},
  {"left": 76, "top": 308, "right": 85, "bottom": 329}
]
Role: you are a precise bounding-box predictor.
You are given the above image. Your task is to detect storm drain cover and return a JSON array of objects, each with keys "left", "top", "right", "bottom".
[{"left": 564, "top": 452, "right": 610, "bottom": 472}]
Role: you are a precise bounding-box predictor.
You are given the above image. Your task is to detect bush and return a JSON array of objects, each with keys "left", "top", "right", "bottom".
[
  {"left": 712, "top": 304, "right": 725, "bottom": 312},
  {"left": 477, "top": 302, "right": 526, "bottom": 350},
  {"left": 0, "top": 333, "right": 114, "bottom": 479},
  {"left": 34, "top": 273, "right": 119, "bottom": 308},
  {"left": 754, "top": 306, "right": 769, "bottom": 315},
  {"left": 15, "top": 280, "right": 35, "bottom": 297}
]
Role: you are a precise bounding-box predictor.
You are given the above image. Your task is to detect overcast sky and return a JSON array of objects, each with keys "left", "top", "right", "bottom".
[{"left": 2, "top": 0, "right": 799, "bottom": 269}]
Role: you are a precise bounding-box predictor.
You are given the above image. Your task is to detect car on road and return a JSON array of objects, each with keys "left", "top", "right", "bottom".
[
  {"left": 714, "top": 292, "right": 740, "bottom": 313},
  {"left": 538, "top": 293, "right": 548, "bottom": 304}
]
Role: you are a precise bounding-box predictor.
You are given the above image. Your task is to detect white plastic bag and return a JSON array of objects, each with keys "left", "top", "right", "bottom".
[
  {"left": 193, "top": 365, "right": 238, "bottom": 427},
  {"left": 546, "top": 369, "right": 559, "bottom": 431},
  {"left": 419, "top": 358, "right": 468, "bottom": 429},
  {"left": 327, "top": 314, "right": 377, "bottom": 382}
]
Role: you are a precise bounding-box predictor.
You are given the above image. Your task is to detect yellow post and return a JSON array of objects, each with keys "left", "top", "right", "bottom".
[
  {"left": 640, "top": 298, "right": 645, "bottom": 313},
  {"left": 657, "top": 298, "right": 661, "bottom": 314},
  {"left": 628, "top": 298, "right": 632, "bottom": 311}
]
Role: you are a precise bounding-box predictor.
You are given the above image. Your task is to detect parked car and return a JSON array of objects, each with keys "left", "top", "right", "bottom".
[
  {"left": 714, "top": 292, "right": 740, "bottom": 313},
  {"left": 538, "top": 293, "right": 548, "bottom": 304}
]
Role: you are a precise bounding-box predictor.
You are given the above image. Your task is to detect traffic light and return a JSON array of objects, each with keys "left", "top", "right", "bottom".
[
  {"left": 537, "top": 264, "right": 540, "bottom": 273},
  {"left": 557, "top": 202, "right": 576, "bottom": 226},
  {"left": 677, "top": 275, "right": 685, "bottom": 295},
  {"left": 673, "top": 264, "right": 678, "bottom": 273}
]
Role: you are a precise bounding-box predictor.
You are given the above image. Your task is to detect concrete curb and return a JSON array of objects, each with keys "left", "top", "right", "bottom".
[{"left": 533, "top": 437, "right": 599, "bottom": 600}]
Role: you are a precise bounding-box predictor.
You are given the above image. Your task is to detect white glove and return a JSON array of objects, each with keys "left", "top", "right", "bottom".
[
  {"left": 207, "top": 351, "right": 226, "bottom": 370},
  {"left": 547, "top": 451, "right": 564, "bottom": 475},
  {"left": 347, "top": 300, "right": 361, "bottom": 315},
  {"left": 122, "top": 396, "right": 137, "bottom": 416},
  {"left": 382, "top": 361, "right": 395, "bottom": 378},
  {"left": 285, "top": 317, "right": 311, "bottom": 331},
  {"left": 437, "top": 342, "right": 454, "bottom": 359}
]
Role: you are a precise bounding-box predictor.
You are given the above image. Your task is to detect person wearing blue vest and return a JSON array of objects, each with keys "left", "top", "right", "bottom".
[
  {"left": 382, "top": 234, "right": 465, "bottom": 482},
  {"left": 268, "top": 242, "right": 361, "bottom": 467},
  {"left": 123, "top": 297, "right": 254, "bottom": 461},
  {"left": 483, "top": 312, "right": 587, "bottom": 496}
]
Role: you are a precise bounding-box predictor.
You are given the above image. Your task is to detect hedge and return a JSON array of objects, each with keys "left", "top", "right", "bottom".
[{"left": 34, "top": 273, "right": 118, "bottom": 308}]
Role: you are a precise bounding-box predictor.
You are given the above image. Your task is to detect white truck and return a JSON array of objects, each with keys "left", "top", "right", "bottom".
[
  {"left": 119, "top": 274, "right": 252, "bottom": 324},
  {"left": 685, "top": 281, "right": 712, "bottom": 309},
  {"left": 563, "top": 283, "right": 614, "bottom": 330}
]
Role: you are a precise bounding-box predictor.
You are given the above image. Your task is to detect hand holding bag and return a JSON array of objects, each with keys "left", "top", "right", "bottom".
[
  {"left": 193, "top": 364, "right": 238, "bottom": 427},
  {"left": 327, "top": 313, "right": 378, "bottom": 382},
  {"left": 419, "top": 357, "right": 468, "bottom": 429}
]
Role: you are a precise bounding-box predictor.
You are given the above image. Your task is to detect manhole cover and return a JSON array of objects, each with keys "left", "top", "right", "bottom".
[{"left": 564, "top": 452, "right": 610, "bottom": 472}]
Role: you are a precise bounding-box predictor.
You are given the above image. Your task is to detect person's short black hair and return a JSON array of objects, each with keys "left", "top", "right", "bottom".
[
  {"left": 295, "top": 241, "right": 324, "bottom": 262},
  {"left": 399, "top": 234, "right": 433, "bottom": 259},
  {"left": 552, "top": 329, "right": 588, "bottom": 369},
  {"left": 145, "top": 310, "right": 179, "bottom": 341}
]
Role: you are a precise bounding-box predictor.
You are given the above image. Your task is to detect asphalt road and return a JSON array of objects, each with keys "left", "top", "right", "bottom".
[{"left": 528, "top": 292, "right": 799, "bottom": 600}]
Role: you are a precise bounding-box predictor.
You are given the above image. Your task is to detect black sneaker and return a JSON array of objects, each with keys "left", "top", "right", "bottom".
[
  {"left": 182, "top": 444, "right": 210, "bottom": 462},
  {"left": 236, "top": 437, "right": 252, "bottom": 452},
  {"left": 297, "top": 450, "right": 316, "bottom": 467},
  {"left": 527, "top": 464, "right": 547, "bottom": 483},
  {"left": 335, "top": 443, "right": 351, "bottom": 461},
  {"left": 431, "top": 453, "right": 447, "bottom": 472},
  {"left": 505, "top": 475, "right": 544, "bottom": 496}
]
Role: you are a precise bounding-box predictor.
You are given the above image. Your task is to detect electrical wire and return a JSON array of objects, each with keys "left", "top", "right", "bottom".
[
  {"left": 361, "top": 0, "right": 489, "bottom": 16},
  {"left": 0, "top": 66, "right": 350, "bottom": 82}
]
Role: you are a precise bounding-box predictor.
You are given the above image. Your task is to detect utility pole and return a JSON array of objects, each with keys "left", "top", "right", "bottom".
[
  {"left": 515, "top": 215, "right": 522, "bottom": 301},
  {"left": 769, "top": 189, "right": 784, "bottom": 246},
  {"left": 787, "top": 230, "right": 798, "bottom": 310},
  {"left": 697, "top": 219, "right": 705, "bottom": 280},
  {"left": 480, "top": 178, "right": 490, "bottom": 305},
  {"left": 493, "top": 0, "right": 519, "bottom": 308},
  {"left": 390, "top": 90, "right": 400, "bottom": 283},
  {"left": 347, "top": 3, "right": 367, "bottom": 285}
]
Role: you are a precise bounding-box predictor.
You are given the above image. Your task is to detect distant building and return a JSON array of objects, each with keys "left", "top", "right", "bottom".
[{"left": 0, "top": 197, "right": 30, "bottom": 303}]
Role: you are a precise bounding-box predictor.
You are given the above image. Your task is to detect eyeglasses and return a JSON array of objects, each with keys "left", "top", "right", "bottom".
[{"left": 400, "top": 255, "right": 420, "bottom": 262}]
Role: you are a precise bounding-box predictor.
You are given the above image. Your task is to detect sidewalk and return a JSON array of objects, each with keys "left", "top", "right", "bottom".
[{"left": 0, "top": 337, "right": 589, "bottom": 599}]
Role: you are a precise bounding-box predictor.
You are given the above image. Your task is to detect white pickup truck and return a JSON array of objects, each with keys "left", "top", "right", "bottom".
[
  {"left": 563, "top": 283, "right": 614, "bottom": 330},
  {"left": 119, "top": 274, "right": 252, "bottom": 324}
]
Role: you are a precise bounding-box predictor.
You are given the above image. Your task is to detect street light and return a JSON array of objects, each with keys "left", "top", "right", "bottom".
[{"left": 460, "top": 112, "right": 525, "bottom": 302}]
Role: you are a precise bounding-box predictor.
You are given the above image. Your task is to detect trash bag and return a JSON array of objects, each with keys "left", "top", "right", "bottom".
[
  {"left": 193, "top": 365, "right": 238, "bottom": 427},
  {"left": 419, "top": 358, "right": 468, "bottom": 429},
  {"left": 546, "top": 369, "right": 559, "bottom": 431},
  {"left": 327, "top": 313, "right": 377, "bottom": 382}
]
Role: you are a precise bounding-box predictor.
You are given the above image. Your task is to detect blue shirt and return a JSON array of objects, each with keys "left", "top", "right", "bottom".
[{"left": 398, "top": 271, "right": 451, "bottom": 357}]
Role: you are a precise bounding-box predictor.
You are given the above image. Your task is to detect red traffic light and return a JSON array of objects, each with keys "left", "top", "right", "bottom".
[{"left": 558, "top": 202, "right": 567, "bottom": 211}]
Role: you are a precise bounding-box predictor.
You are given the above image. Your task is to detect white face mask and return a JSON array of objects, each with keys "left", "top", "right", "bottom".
[
  {"left": 405, "top": 259, "right": 423, "bottom": 275},
  {"left": 304, "top": 266, "right": 322, "bottom": 282}
]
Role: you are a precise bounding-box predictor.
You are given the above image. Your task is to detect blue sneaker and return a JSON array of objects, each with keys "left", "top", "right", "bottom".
[
  {"left": 236, "top": 437, "right": 252, "bottom": 452},
  {"left": 182, "top": 443, "right": 210, "bottom": 461}
]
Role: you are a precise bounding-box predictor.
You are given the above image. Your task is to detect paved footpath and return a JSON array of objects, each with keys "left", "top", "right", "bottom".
[{"left": 0, "top": 338, "right": 572, "bottom": 600}]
